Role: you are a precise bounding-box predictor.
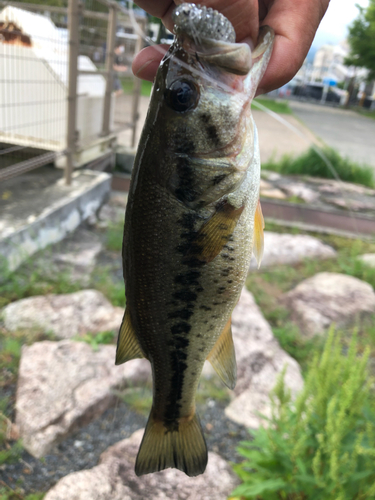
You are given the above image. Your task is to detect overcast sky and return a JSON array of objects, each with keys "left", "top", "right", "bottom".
[{"left": 312, "top": 0, "right": 369, "bottom": 47}]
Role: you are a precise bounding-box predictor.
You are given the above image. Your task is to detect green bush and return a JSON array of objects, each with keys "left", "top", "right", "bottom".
[
  {"left": 232, "top": 329, "right": 375, "bottom": 500},
  {"left": 263, "top": 146, "right": 375, "bottom": 188}
]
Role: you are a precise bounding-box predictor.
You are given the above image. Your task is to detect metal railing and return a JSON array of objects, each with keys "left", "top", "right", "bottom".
[{"left": 0, "top": 0, "right": 146, "bottom": 185}]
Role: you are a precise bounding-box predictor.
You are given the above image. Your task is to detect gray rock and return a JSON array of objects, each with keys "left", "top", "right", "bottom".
[
  {"left": 97, "top": 203, "right": 125, "bottom": 228},
  {"left": 2, "top": 290, "right": 123, "bottom": 339},
  {"left": 260, "top": 188, "right": 288, "bottom": 199},
  {"left": 44, "top": 429, "right": 239, "bottom": 500},
  {"left": 281, "top": 272, "right": 375, "bottom": 337},
  {"left": 52, "top": 229, "right": 102, "bottom": 285},
  {"left": 358, "top": 253, "right": 375, "bottom": 268},
  {"left": 282, "top": 183, "right": 319, "bottom": 203},
  {"left": 225, "top": 288, "right": 303, "bottom": 428},
  {"left": 249, "top": 231, "right": 336, "bottom": 269},
  {"left": 15, "top": 341, "right": 151, "bottom": 458}
]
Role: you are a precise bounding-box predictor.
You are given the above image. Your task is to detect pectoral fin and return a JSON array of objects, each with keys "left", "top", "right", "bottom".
[
  {"left": 253, "top": 200, "right": 264, "bottom": 268},
  {"left": 115, "top": 307, "right": 144, "bottom": 365},
  {"left": 186, "top": 200, "right": 244, "bottom": 265},
  {"left": 207, "top": 317, "right": 237, "bottom": 390}
]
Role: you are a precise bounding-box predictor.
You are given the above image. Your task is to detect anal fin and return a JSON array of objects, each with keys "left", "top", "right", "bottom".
[
  {"left": 115, "top": 307, "right": 144, "bottom": 365},
  {"left": 207, "top": 317, "right": 237, "bottom": 390}
]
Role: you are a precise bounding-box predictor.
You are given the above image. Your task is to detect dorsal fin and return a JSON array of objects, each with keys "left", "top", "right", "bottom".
[{"left": 207, "top": 317, "right": 237, "bottom": 390}]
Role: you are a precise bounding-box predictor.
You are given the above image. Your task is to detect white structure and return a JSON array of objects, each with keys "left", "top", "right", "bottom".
[
  {"left": 0, "top": 6, "right": 111, "bottom": 155},
  {"left": 311, "top": 41, "right": 368, "bottom": 84}
]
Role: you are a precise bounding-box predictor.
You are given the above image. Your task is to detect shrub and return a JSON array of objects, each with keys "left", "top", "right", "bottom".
[{"left": 232, "top": 328, "right": 375, "bottom": 500}]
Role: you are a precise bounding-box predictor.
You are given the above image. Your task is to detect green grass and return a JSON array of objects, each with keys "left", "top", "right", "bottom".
[
  {"left": 0, "top": 327, "right": 55, "bottom": 485},
  {"left": 0, "top": 245, "right": 125, "bottom": 310},
  {"left": 355, "top": 107, "right": 375, "bottom": 121},
  {"left": 75, "top": 330, "right": 117, "bottom": 351},
  {"left": 252, "top": 98, "right": 292, "bottom": 114},
  {"left": 0, "top": 256, "right": 81, "bottom": 309},
  {"left": 0, "top": 487, "right": 45, "bottom": 500},
  {"left": 0, "top": 439, "right": 23, "bottom": 466},
  {"left": 121, "top": 78, "right": 153, "bottom": 97},
  {"left": 263, "top": 146, "right": 375, "bottom": 188},
  {"left": 106, "top": 221, "right": 124, "bottom": 252},
  {"left": 247, "top": 230, "right": 375, "bottom": 373},
  {"left": 196, "top": 376, "right": 231, "bottom": 407},
  {"left": 91, "top": 266, "right": 125, "bottom": 308},
  {"left": 0, "top": 328, "right": 56, "bottom": 388},
  {"left": 116, "top": 386, "right": 152, "bottom": 416}
]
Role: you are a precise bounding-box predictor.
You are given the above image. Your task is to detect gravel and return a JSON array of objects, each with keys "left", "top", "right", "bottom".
[{"left": 1, "top": 397, "right": 250, "bottom": 495}]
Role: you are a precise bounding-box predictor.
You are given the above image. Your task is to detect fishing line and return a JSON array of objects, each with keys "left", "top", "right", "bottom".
[{"left": 123, "top": 4, "right": 367, "bottom": 236}]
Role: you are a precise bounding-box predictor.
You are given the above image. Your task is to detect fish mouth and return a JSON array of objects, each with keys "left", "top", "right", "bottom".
[
  {"left": 172, "top": 3, "right": 251, "bottom": 76},
  {"left": 172, "top": 3, "right": 236, "bottom": 44}
]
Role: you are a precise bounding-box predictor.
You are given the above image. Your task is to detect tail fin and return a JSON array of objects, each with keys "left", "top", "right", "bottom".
[{"left": 135, "top": 411, "right": 208, "bottom": 477}]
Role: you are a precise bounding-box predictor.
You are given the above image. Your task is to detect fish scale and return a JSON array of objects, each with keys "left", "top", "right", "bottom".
[{"left": 116, "top": 3, "right": 274, "bottom": 477}]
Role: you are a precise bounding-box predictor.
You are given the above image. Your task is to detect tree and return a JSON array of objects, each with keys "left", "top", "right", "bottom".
[{"left": 345, "top": 0, "right": 375, "bottom": 80}]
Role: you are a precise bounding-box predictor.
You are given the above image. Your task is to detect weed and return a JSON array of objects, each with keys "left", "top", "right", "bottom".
[
  {"left": 196, "top": 375, "right": 231, "bottom": 407},
  {"left": 91, "top": 266, "right": 125, "bottom": 307},
  {"left": 232, "top": 329, "right": 375, "bottom": 500},
  {"left": 0, "top": 328, "right": 54, "bottom": 388},
  {"left": 0, "top": 440, "right": 23, "bottom": 466},
  {"left": 272, "top": 323, "right": 325, "bottom": 374},
  {"left": 106, "top": 221, "right": 124, "bottom": 252},
  {"left": 263, "top": 146, "right": 375, "bottom": 187},
  {"left": 0, "top": 257, "right": 80, "bottom": 309},
  {"left": 0, "top": 485, "right": 45, "bottom": 500},
  {"left": 116, "top": 387, "right": 153, "bottom": 416},
  {"left": 75, "top": 330, "right": 117, "bottom": 351}
]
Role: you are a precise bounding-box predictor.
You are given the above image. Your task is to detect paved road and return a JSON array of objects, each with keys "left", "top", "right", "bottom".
[{"left": 289, "top": 101, "right": 375, "bottom": 168}]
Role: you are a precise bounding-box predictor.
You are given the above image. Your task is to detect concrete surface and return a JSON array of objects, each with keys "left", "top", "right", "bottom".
[
  {"left": 289, "top": 101, "right": 375, "bottom": 168},
  {"left": 0, "top": 168, "right": 111, "bottom": 272}
]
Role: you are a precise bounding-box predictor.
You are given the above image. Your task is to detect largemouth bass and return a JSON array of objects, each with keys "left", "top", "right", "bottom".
[{"left": 116, "top": 3, "right": 274, "bottom": 477}]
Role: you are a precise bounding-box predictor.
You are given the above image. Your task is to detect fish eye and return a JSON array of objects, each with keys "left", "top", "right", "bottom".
[{"left": 165, "top": 79, "right": 199, "bottom": 113}]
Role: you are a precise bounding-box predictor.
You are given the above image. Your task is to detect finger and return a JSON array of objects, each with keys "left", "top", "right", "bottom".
[
  {"left": 132, "top": 45, "right": 170, "bottom": 81},
  {"left": 256, "top": 0, "right": 329, "bottom": 94},
  {"left": 133, "top": 0, "right": 174, "bottom": 19},
  {"left": 133, "top": 1, "right": 260, "bottom": 81}
]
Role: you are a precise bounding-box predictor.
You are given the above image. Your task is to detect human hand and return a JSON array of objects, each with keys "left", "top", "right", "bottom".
[{"left": 131, "top": 0, "right": 329, "bottom": 95}]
